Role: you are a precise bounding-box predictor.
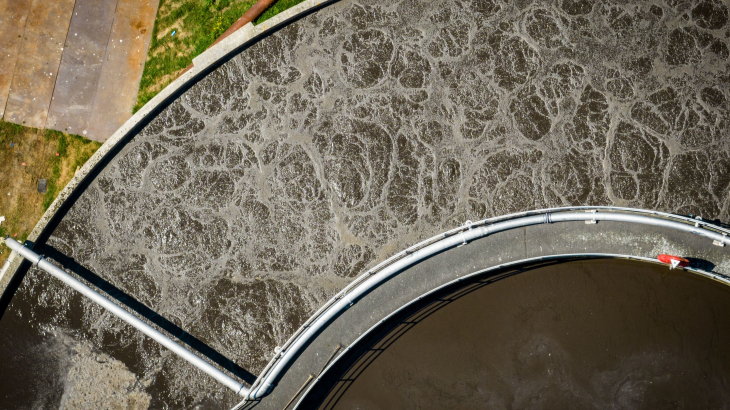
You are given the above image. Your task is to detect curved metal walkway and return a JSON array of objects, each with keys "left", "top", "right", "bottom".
[{"left": 241, "top": 206, "right": 730, "bottom": 409}]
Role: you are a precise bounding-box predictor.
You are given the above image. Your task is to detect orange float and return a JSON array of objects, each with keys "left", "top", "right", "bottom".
[{"left": 657, "top": 254, "right": 690, "bottom": 269}]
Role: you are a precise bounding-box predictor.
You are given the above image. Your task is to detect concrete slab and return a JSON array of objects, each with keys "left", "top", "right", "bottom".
[
  {"left": 3, "top": 0, "right": 76, "bottom": 128},
  {"left": 45, "top": 0, "right": 118, "bottom": 135},
  {"left": 86, "top": 0, "right": 158, "bottom": 141},
  {"left": 0, "top": 0, "right": 33, "bottom": 119}
]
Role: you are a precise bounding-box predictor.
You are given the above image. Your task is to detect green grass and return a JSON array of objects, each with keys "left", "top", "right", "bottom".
[
  {"left": 134, "top": 0, "right": 307, "bottom": 113},
  {"left": 40, "top": 131, "right": 99, "bottom": 211},
  {"left": 0, "top": 120, "right": 101, "bottom": 260}
]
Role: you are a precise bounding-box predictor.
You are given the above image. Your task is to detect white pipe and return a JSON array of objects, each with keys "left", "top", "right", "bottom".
[
  {"left": 2, "top": 237, "right": 249, "bottom": 397},
  {"left": 551, "top": 212, "right": 730, "bottom": 244}
]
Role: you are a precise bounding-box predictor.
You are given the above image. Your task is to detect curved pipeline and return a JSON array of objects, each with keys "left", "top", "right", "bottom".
[
  {"left": 292, "top": 252, "right": 730, "bottom": 410},
  {"left": 245, "top": 207, "right": 730, "bottom": 401}
]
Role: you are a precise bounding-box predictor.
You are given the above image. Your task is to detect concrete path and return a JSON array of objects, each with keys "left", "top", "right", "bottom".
[
  {"left": 0, "top": 0, "right": 32, "bottom": 119},
  {"left": 45, "top": 0, "right": 118, "bottom": 136},
  {"left": 3, "top": 0, "right": 76, "bottom": 128},
  {"left": 87, "top": 0, "right": 158, "bottom": 140},
  {"left": 1, "top": 0, "right": 158, "bottom": 141}
]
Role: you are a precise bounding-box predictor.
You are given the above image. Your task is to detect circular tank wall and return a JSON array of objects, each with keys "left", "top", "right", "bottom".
[{"left": 300, "top": 259, "right": 730, "bottom": 410}]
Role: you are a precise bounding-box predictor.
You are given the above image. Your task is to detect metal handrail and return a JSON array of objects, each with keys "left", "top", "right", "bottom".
[
  {"left": 291, "top": 253, "right": 730, "bottom": 410},
  {"left": 242, "top": 206, "right": 730, "bottom": 402}
]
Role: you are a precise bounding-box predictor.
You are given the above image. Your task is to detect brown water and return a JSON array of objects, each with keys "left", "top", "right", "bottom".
[{"left": 307, "top": 259, "right": 730, "bottom": 410}]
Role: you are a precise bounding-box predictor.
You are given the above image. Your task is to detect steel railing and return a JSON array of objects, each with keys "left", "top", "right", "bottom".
[{"left": 240, "top": 206, "right": 730, "bottom": 404}]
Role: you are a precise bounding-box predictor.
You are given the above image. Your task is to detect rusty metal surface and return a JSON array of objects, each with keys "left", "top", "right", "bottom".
[
  {"left": 3, "top": 0, "right": 76, "bottom": 128},
  {"left": 0, "top": 0, "right": 32, "bottom": 119},
  {"left": 210, "top": 0, "right": 276, "bottom": 49},
  {"left": 45, "top": 0, "right": 118, "bottom": 136},
  {"left": 86, "top": 0, "right": 158, "bottom": 141}
]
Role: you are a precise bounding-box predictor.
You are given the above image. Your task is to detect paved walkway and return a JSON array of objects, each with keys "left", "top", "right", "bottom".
[
  {"left": 0, "top": 0, "right": 158, "bottom": 141},
  {"left": 0, "top": 0, "right": 32, "bottom": 121}
]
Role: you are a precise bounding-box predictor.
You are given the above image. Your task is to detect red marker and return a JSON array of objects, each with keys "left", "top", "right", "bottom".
[{"left": 657, "top": 254, "right": 689, "bottom": 269}]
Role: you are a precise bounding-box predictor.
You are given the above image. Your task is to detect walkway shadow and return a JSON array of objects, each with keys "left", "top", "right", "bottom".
[
  {"left": 35, "top": 243, "right": 257, "bottom": 385},
  {"left": 235, "top": 400, "right": 260, "bottom": 410},
  {"left": 686, "top": 257, "right": 716, "bottom": 273}
]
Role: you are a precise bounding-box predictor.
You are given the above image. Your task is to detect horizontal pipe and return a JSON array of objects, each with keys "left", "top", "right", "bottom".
[
  {"left": 247, "top": 208, "right": 730, "bottom": 400},
  {"left": 2, "top": 238, "right": 249, "bottom": 397}
]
